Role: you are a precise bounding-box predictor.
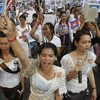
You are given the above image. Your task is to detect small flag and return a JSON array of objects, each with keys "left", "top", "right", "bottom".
[
  {"left": 1, "top": 0, "right": 7, "bottom": 14},
  {"left": 6, "top": 0, "right": 15, "bottom": 11},
  {"left": 70, "top": 19, "right": 79, "bottom": 29}
]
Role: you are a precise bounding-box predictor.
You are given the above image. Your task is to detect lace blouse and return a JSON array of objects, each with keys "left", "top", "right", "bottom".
[
  {"left": 0, "top": 58, "right": 22, "bottom": 88},
  {"left": 61, "top": 51, "right": 96, "bottom": 93},
  {"left": 23, "top": 59, "right": 67, "bottom": 100}
]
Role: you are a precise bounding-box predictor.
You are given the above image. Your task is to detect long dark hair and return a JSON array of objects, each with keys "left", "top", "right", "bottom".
[{"left": 0, "top": 31, "right": 16, "bottom": 58}]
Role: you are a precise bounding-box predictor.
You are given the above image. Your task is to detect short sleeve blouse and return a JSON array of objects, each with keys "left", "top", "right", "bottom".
[
  {"left": 22, "top": 59, "right": 67, "bottom": 100},
  {"left": 61, "top": 51, "right": 97, "bottom": 93}
]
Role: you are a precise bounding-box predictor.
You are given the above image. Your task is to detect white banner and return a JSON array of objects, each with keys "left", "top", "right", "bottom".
[
  {"left": 44, "top": 14, "right": 56, "bottom": 25},
  {"left": 45, "top": 0, "right": 62, "bottom": 13}
]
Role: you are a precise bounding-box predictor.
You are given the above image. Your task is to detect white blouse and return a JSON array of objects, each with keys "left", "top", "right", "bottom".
[
  {"left": 23, "top": 59, "right": 67, "bottom": 100},
  {"left": 61, "top": 51, "right": 96, "bottom": 93},
  {"left": 0, "top": 58, "right": 22, "bottom": 88},
  {"left": 38, "top": 34, "right": 61, "bottom": 48}
]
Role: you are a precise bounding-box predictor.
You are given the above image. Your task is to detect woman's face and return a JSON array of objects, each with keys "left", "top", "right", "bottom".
[
  {"left": 19, "top": 17, "right": 26, "bottom": 25},
  {"left": 75, "top": 35, "right": 91, "bottom": 52},
  {"left": 39, "top": 48, "right": 56, "bottom": 71},
  {"left": 43, "top": 25, "right": 52, "bottom": 37},
  {"left": 71, "top": 8, "right": 75, "bottom": 13},
  {"left": 56, "top": 11, "right": 60, "bottom": 17},
  {"left": 61, "top": 13, "right": 67, "bottom": 21},
  {"left": 74, "top": 11, "right": 79, "bottom": 18},
  {"left": 0, "top": 37, "right": 10, "bottom": 54},
  {"left": 33, "top": 17, "right": 37, "bottom": 22}
]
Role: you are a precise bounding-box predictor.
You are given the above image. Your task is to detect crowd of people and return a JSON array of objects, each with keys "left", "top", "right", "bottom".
[{"left": 0, "top": 1, "right": 100, "bottom": 100}]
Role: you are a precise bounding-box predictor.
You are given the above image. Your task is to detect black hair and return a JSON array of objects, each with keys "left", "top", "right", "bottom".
[
  {"left": 19, "top": 14, "right": 26, "bottom": 20},
  {"left": 71, "top": 29, "right": 91, "bottom": 51},
  {"left": 38, "top": 42, "right": 57, "bottom": 56},
  {"left": 0, "top": 31, "right": 16, "bottom": 58},
  {"left": 70, "top": 7, "right": 75, "bottom": 13},
  {"left": 74, "top": 9, "right": 79, "bottom": 13},
  {"left": 32, "top": 13, "right": 38, "bottom": 18},
  {"left": 44, "top": 22, "right": 54, "bottom": 35},
  {"left": 74, "top": 29, "right": 91, "bottom": 42},
  {"left": 11, "top": 5, "right": 16, "bottom": 11},
  {"left": 60, "top": 11, "right": 67, "bottom": 17},
  {"left": 23, "top": 12, "right": 28, "bottom": 17},
  {"left": 56, "top": 9, "right": 61, "bottom": 13},
  {"left": 10, "top": 18, "right": 16, "bottom": 25}
]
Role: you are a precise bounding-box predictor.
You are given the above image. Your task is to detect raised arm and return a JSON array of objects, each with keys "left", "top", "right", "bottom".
[
  {"left": 0, "top": 15, "right": 30, "bottom": 69},
  {"left": 30, "top": 21, "right": 40, "bottom": 41},
  {"left": 93, "top": 20, "right": 100, "bottom": 37},
  {"left": 30, "top": 13, "right": 44, "bottom": 41},
  {"left": 77, "top": 14, "right": 85, "bottom": 31}
]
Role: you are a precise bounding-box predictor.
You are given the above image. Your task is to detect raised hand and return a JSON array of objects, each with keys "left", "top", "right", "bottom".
[{"left": 0, "top": 14, "right": 16, "bottom": 38}]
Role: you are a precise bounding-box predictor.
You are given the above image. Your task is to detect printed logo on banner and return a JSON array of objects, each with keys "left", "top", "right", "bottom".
[
  {"left": 70, "top": 19, "right": 79, "bottom": 29},
  {"left": 89, "top": 4, "right": 100, "bottom": 10}
]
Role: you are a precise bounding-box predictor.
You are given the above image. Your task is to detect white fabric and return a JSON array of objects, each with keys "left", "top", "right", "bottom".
[
  {"left": 26, "top": 10, "right": 36, "bottom": 23},
  {"left": 55, "top": 16, "right": 61, "bottom": 24},
  {"left": 38, "top": 34, "right": 61, "bottom": 47},
  {"left": 61, "top": 51, "right": 96, "bottom": 93},
  {"left": 69, "top": 14, "right": 74, "bottom": 22},
  {"left": 24, "top": 59, "right": 67, "bottom": 99},
  {"left": 16, "top": 24, "right": 31, "bottom": 34},
  {"left": 0, "top": 58, "right": 22, "bottom": 88},
  {"left": 17, "top": 37, "right": 30, "bottom": 57},
  {"left": 16, "top": 24, "right": 35, "bottom": 42},
  {"left": 54, "top": 22, "right": 73, "bottom": 42}
]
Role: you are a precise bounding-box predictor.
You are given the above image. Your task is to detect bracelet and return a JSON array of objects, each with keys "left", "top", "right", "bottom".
[{"left": 7, "top": 36, "right": 16, "bottom": 42}]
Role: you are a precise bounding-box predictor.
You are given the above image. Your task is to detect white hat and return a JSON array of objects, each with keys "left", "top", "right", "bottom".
[
  {"left": 48, "top": 9, "right": 53, "bottom": 13},
  {"left": 58, "top": 6, "right": 62, "bottom": 9},
  {"left": 85, "top": 7, "right": 98, "bottom": 22}
]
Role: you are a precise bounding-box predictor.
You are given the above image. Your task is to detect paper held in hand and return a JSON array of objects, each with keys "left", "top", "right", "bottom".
[{"left": 83, "top": 2, "right": 100, "bottom": 22}]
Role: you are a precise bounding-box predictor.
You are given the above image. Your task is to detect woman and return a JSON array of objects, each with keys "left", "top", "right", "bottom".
[
  {"left": 55, "top": 11, "right": 72, "bottom": 59},
  {"left": 0, "top": 15, "right": 67, "bottom": 100},
  {"left": 76, "top": 15, "right": 100, "bottom": 55},
  {"left": 16, "top": 14, "right": 37, "bottom": 58},
  {"left": 0, "top": 31, "right": 25, "bottom": 100},
  {"left": 61, "top": 29, "right": 97, "bottom": 100},
  {"left": 30, "top": 14, "right": 61, "bottom": 57},
  {"left": 69, "top": 7, "right": 75, "bottom": 22},
  {"left": 16, "top": 14, "right": 31, "bottom": 37},
  {"left": 30, "top": 13, "right": 38, "bottom": 28}
]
